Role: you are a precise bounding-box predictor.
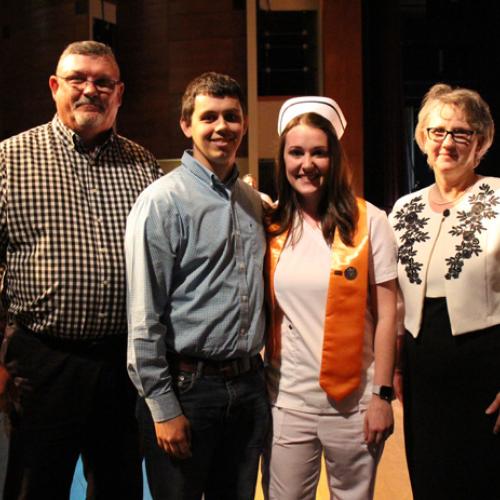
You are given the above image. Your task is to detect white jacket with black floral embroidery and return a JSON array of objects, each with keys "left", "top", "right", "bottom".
[{"left": 389, "top": 176, "right": 500, "bottom": 337}]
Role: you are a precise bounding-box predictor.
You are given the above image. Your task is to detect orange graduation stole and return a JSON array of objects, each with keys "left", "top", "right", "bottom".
[{"left": 266, "top": 198, "right": 369, "bottom": 401}]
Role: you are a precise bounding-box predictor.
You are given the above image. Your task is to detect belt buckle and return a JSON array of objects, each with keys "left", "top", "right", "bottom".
[
  {"left": 239, "top": 356, "right": 252, "bottom": 373},
  {"left": 219, "top": 360, "right": 239, "bottom": 378}
]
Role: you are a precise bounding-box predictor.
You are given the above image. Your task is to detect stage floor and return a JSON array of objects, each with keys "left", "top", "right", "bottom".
[{"left": 0, "top": 400, "right": 412, "bottom": 499}]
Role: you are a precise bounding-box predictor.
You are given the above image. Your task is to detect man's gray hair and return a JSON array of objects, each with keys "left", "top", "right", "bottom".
[{"left": 56, "top": 40, "right": 119, "bottom": 76}]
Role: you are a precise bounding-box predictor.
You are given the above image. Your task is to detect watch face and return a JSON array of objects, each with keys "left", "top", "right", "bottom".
[{"left": 379, "top": 386, "right": 394, "bottom": 401}]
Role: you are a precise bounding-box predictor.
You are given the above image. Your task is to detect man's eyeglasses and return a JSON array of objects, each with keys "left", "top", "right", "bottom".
[
  {"left": 56, "top": 75, "right": 121, "bottom": 94},
  {"left": 426, "top": 127, "right": 476, "bottom": 145}
]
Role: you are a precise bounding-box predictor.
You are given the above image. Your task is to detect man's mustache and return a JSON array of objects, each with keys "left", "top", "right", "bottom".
[{"left": 74, "top": 96, "right": 104, "bottom": 111}]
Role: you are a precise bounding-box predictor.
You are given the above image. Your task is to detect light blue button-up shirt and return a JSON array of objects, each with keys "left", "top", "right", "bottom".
[{"left": 126, "top": 151, "right": 266, "bottom": 421}]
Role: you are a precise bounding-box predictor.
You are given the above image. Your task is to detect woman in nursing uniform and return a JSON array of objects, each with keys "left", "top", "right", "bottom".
[
  {"left": 390, "top": 84, "right": 500, "bottom": 500},
  {"left": 263, "top": 97, "right": 398, "bottom": 500}
]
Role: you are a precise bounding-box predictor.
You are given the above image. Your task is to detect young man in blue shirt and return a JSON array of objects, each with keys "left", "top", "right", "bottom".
[{"left": 126, "top": 72, "right": 269, "bottom": 499}]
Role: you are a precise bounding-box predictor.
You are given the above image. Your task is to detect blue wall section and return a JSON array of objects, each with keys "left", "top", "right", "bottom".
[{"left": 70, "top": 457, "right": 153, "bottom": 500}]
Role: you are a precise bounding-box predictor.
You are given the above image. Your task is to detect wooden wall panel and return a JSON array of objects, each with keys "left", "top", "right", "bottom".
[
  {"left": 116, "top": 0, "right": 247, "bottom": 159},
  {"left": 322, "top": 0, "right": 364, "bottom": 195},
  {"left": 168, "top": 12, "right": 245, "bottom": 41},
  {"left": 115, "top": 1, "right": 171, "bottom": 156},
  {"left": 168, "top": 0, "right": 238, "bottom": 15},
  {"left": 0, "top": 1, "right": 89, "bottom": 139}
]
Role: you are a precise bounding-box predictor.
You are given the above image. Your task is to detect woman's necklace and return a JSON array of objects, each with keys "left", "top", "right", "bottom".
[
  {"left": 429, "top": 179, "right": 477, "bottom": 206},
  {"left": 430, "top": 195, "right": 464, "bottom": 206}
]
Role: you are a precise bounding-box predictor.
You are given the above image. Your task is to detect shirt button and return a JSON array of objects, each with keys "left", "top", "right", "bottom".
[
  {"left": 241, "top": 295, "right": 248, "bottom": 302},
  {"left": 288, "top": 324, "right": 293, "bottom": 330},
  {"left": 240, "top": 328, "right": 246, "bottom": 335},
  {"left": 239, "top": 263, "right": 245, "bottom": 271}
]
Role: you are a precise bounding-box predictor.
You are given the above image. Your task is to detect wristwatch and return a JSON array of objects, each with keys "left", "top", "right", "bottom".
[{"left": 372, "top": 385, "right": 394, "bottom": 402}]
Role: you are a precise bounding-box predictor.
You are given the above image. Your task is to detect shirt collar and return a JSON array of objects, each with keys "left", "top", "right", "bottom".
[
  {"left": 51, "top": 114, "right": 115, "bottom": 155},
  {"left": 181, "top": 150, "right": 239, "bottom": 196}
]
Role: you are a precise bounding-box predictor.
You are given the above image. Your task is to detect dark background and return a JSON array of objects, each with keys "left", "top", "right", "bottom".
[{"left": 1, "top": 0, "right": 499, "bottom": 208}]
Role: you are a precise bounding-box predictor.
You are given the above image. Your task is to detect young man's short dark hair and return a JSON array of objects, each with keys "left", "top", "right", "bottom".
[{"left": 180, "top": 71, "right": 246, "bottom": 124}]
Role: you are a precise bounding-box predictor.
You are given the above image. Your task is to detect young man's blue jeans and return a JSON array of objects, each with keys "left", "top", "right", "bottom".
[{"left": 138, "top": 365, "right": 270, "bottom": 500}]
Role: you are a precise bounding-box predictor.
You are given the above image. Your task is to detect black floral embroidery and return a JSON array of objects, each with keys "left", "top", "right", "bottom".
[
  {"left": 393, "top": 195, "right": 430, "bottom": 284},
  {"left": 445, "top": 183, "right": 499, "bottom": 279}
]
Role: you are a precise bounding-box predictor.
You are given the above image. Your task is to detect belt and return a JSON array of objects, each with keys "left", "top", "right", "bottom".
[{"left": 169, "top": 353, "right": 262, "bottom": 378}]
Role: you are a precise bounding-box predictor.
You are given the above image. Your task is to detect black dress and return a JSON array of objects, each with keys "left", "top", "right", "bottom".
[{"left": 403, "top": 297, "right": 500, "bottom": 500}]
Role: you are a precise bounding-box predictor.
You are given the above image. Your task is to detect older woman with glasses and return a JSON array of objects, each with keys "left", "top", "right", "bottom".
[{"left": 389, "top": 83, "right": 500, "bottom": 500}]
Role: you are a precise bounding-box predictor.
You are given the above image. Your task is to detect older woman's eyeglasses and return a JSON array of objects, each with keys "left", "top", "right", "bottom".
[
  {"left": 426, "top": 127, "right": 476, "bottom": 145},
  {"left": 56, "top": 75, "right": 120, "bottom": 94}
]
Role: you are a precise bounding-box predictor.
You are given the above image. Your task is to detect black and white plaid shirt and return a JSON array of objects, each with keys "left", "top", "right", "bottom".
[{"left": 0, "top": 115, "right": 162, "bottom": 339}]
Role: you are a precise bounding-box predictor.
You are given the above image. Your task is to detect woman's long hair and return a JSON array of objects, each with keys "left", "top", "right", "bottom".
[{"left": 268, "top": 112, "right": 358, "bottom": 246}]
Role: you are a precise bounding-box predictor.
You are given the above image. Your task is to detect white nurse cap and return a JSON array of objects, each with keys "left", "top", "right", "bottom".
[{"left": 277, "top": 96, "right": 347, "bottom": 139}]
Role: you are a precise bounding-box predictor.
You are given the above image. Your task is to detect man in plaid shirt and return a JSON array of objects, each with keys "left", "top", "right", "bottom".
[{"left": 0, "top": 41, "right": 161, "bottom": 499}]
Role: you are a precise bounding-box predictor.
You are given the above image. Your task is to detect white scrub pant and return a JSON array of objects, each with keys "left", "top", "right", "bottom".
[{"left": 263, "top": 406, "right": 383, "bottom": 500}]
